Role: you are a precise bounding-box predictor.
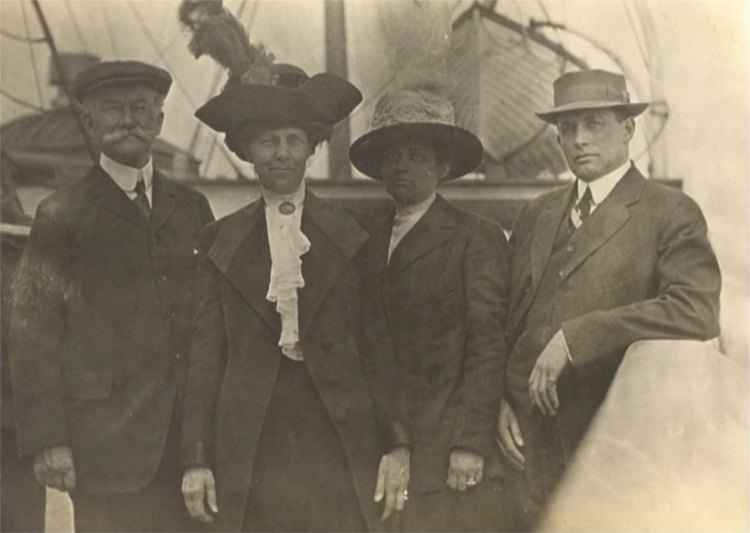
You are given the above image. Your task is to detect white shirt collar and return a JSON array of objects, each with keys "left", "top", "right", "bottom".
[
  {"left": 100, "top": 153, "right": 153, "bottom": 193},
  {"left": 576, "top": 160, "right": 632, "bottom": 206}
]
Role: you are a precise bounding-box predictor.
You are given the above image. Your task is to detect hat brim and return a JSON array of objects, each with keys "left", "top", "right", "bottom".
[
  {"left": 349, "top": 123, "right": 483, "bottom": 180},
  {"left": 196, "top": 73, "right": 362, "bottom": 135},
  {"left": 536, "top": 101, "right": 649, "bottom": 123}
]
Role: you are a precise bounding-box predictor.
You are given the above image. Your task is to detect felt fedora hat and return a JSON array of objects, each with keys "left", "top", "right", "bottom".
[
  {"left": 349, "top": 88, "right": 483, "bottom": 180},
  {"left": 536, "top": 69, "right": 649, "bottom": 123},
  {"left": 71, "top": 60, "right": 172, "bottom": 101},
  {"left": 195, "top": 63, "right": 362, "bottom": 154}
]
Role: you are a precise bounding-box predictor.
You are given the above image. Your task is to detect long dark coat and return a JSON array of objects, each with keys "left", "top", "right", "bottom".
[
  {"left": 181, "top": 192, "right": 387, "bottom": 531},
  {"left": 9, "top": 166, "right": 214, "bottom": 493},
  {"left": 505, "top": 166, "right": 721, "bottom": 508},
  {"left": 360, "top": 195, "right": 510, "bottom": 495}
]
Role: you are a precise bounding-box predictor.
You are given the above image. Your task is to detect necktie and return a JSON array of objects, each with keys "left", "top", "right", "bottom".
[
  {"left": 571, "top": 186, "right": 593, "bottom": 228},
  {"left": 133, "top": 177, "right": 150, "bottom": 219},
  {"left": 578, "top": 186, "right": 593, "bottom": 220}
]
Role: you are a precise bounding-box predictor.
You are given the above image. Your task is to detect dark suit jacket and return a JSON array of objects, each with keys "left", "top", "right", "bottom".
[
  {"left": 2, "top": 233, "right": 26, "bottom": 433},
  {"left": 505, "top": 166, "right": 721, "bottom": 447},
  {"left": 361, "top": 195, "right": 510, "bottom": 493},
  {"left": 9, "top": 166, "right": 214, "bottom": 493},
  {"left": 181, "top": 192, "right": 385, "bottom": 531}
]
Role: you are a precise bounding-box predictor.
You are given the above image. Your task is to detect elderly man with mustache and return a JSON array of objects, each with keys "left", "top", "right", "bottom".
[{"left": 9, "top": 60, "right": 214, "bottom": 532}]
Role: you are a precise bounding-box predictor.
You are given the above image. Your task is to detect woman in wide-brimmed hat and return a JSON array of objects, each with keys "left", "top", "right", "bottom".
[
  {"left": 177, "top": 3, "right": 395, "bottom": 531},
  {"left": 351, "top": 81, "right": 518, "bottom": 531}
]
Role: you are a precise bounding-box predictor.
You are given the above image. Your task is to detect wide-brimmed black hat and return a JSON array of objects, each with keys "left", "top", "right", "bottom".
[
  {"left": 72, "top": 60, "right": 172, "bottom": 101},
  {"left": 349, "top": 88, "right": 483, "bottom": 180},
  {"left": 195, "top": 64, "right": 362, "bottom": 154},
  {"left": 536, "top": 69, "right": 649, "bottom": 123}
]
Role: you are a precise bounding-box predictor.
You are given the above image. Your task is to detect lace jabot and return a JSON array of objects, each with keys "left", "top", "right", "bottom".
[{"left": 262, "top": 181, "right": 310, "bottom": 361}]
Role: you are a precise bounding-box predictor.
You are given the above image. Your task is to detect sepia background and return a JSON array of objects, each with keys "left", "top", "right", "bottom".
[{"left": 1, "top": 0, "right": 748, "bottom": 530}]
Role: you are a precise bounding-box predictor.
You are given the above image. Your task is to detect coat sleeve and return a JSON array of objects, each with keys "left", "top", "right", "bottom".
[
  {"left": 181, "top": 225, "right": 226, "bottom": 469},
  {"left": 562, "top": 195, "right": 721, "bottom": 367},
  {"left": 452, "top": 220, "right": 510, "bottom": 458},
  {"left": 9, "top": 201, "right": 73, "bottom": 457}
]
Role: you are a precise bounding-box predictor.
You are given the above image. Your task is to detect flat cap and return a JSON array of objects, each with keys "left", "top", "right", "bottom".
[{"left": 72, "top": 60, "right": 172, "bottom": 101}]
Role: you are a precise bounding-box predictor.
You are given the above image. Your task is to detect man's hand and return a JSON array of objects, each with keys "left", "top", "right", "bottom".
[
  {"left": 374, "top": 446, "right": 410, "bottom": 522},
  {"left": 182, "top": 467, "right": 218, "bottom": 523},
  {"left": 446, "top": 449, "right": 484, "bottom": 491},
  {"left": 529, "top": 329, "right": 570, "bottom": 416},
  {"left": 497, "top": 399, "right": 525, "bottom": 470},
  {"left": 33, "top": 446, "right": 76, "bottom": 492}
]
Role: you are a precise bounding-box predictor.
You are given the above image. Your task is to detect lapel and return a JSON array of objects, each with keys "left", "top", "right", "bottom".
[
  {"left": 560, "top": 166, "right": 645, "bottom": 280},
  {"left": 387, "top": 195, "right": 457, "bottom": 274},
  {"left": 366, "top": 208, "right": 395, "bottom": 276},
  {"left": 298, "top": 192, "right": 369, "bottom": 335},
  {"left": 529, "top": 183, "right": 576, "bottom": 290},
  {"left": 91, "top": 166, "right": 149, "bottom": 229},
  {"left": 150, "top": 172, "right": 177, "bottom": 232},
  {"left": 207, "top": 201, "right": 279, "bottom": 333}
]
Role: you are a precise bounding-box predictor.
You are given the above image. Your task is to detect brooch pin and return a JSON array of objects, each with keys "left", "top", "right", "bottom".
[{"left": 279, "top": 201, "right": 295, "bottom": 215}]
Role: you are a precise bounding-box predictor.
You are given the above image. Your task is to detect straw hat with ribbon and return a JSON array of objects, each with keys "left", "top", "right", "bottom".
[
  {"left": 536, "top": 69, "right": 649, "bottom": 123},
  {"left": 349, "top": 77, "right": 483, "bottom": 181}
]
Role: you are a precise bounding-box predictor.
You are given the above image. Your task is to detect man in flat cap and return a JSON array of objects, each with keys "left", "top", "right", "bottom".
[
  {"left": 497, "top": 69, "right": 721, "bottom": 526},
  {"left": 9, "top": 60, "right": 214, "bottom": 531}
]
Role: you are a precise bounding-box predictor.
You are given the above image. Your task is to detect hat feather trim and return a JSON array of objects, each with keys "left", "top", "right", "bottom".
[{"left": 178, "top": 0, "right": 274, "bottom": 87}]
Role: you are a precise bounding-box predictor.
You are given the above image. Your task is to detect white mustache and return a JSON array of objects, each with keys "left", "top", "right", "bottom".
[{"left": 101, "top": 128, "right": 154, "bottom": 144}]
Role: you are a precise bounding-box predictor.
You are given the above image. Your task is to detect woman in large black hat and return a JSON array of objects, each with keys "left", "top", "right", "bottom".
[
  {"left": 177, "top": 3, "right": 394, "bottom": 530},
  {"left": 351, "top": 79, "right": 517, "bottom": 531}
]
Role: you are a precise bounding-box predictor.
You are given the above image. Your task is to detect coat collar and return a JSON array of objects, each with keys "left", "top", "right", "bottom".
[
  {"left": 90, "top": 165, "right": 177, "bottom": 231},
  {"left": 387, "top": 194, "right": 457, "bottom": 273},
  {"left": 207, "top": 191, "right": 369, "bottom": 335},
  {"left": 529, "top": 165, "right": 646, "bottom": 288},
  {"left": 561, "top": 165, "right": 645, "bottom": 279}
]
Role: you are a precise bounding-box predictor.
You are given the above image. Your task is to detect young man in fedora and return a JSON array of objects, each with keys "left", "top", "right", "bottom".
[
  {"left": 350, "top": 82, "right": 517, "bottom": 531},
  {"left": 9, "top": 60, "right": 214, "bottom": 531},
  {"left": 497, "top": 69, "right": 721, "bottom": 526}
]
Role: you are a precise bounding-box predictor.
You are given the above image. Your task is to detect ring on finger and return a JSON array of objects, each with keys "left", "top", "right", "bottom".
[
  {"left": 466, "top": 478, "right": 477, "bottom": 487},
  {"left": 401, "top": 489, "right": 408, "bottom": 501}
]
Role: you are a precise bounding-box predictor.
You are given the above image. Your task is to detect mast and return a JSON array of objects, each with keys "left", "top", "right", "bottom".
[
  {"left": 31, "top": 0, "right": 97, "bottom": 162},
  {"left": 633, "top": 0, "right": 669, "bottom": 178},
  {"left": 324, "top": 0, "right": 351, "bottom": 181}
]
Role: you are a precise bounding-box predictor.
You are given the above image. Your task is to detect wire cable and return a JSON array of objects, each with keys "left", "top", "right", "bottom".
[
  {"left": 19, "top": 0, "right": 45, "bottom": 110},
  {"left": 622, "top": 0, "right": 649, "bottom": 70},
  {"left": 101, "top": 5, "right": 119, "bottom": 56},
  {"left": 0, "top": 27, "right": 45, "bottom": 43},
  {"left": 0, "top": 88, "right": 46, "bottom": 112},
  {"left": 63, "top": 0, "right": 89, "bottom": 51}
]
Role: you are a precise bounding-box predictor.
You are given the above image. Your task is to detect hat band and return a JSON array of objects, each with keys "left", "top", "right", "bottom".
[{"left": 555, "top": 83, "right": 630, "bottom": 107}]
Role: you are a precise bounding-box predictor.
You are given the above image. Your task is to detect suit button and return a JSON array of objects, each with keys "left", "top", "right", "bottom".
[
  {"left": 566, "top": 245, "right": 575, "bottom": 253},
  {"left": 161, "top": 274, "right": 168, "bottom": 281},
  {"left": 175, "top": 352, "right": 182, "bottom": 361},
  {"left": 192, "top": 248, "right": 199, "bottom": 256},
  {"left": 558, "top": 270, "right": 565, "bottom": 279}
]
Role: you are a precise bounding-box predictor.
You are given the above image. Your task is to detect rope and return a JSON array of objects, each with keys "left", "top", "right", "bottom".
[
  {"left": 101, "top": 5, "right": 119, "bottom": 56},
  {"left": 19, "top": 0, "right": 45, "bottom": 110},
  {"left": 622, "top": 0, "right": 650, "bottom": 70},
  {"left": 0, "top": 27, "right": 45, "bottom": 43},
  {"left": 64, "top": 0, "right": 89, "bottom": 51},
  {"left": 0, "top": 88, "right": 46, "bottom": 112}
]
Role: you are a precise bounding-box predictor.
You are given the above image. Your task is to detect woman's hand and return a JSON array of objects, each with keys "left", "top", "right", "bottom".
[
  {"left": 182, "top": 467, "right": 219, "bottom": 523},
  {"left": 374, "top": 446, "right": 410, "bottom": 522}
]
